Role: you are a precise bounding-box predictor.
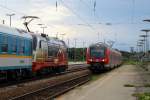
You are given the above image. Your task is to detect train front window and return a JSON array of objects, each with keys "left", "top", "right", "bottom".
[
  {"left": 90, "top": 47, "right": 105, "bottom": 58},
  {"left": 48, "top": 45, "right": 59, "bottom": 57}
]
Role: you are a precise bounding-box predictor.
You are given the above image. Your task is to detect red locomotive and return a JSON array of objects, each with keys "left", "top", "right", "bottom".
[
  {"left": 31, "top": 34, "right": 68, "bottom": 73},
  {"left": 86, "top": 42, "right": 122, "bottom": 72}
]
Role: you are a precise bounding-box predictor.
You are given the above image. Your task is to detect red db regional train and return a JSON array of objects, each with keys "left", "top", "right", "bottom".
[
  {"left": 86, "top": 42, "right": 122, "bottom": 72},
  {"left": 0, "top": 25, "right": 68, "bottom": 79}
]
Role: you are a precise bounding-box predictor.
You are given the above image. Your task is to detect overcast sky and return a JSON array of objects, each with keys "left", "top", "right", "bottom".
[{"left": 0, "top": 0, "right": 150, "bottom": 51}]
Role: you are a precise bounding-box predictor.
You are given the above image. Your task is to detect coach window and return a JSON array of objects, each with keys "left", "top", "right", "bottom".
[
  {"left": 12, "top": 37, "right": 17, "bottom": 53},
  {"left": 29, "top": 40, "right": 32, "bottom": 55},
  {"left": 19, "top": 39, "right": 25, "bottom": 55},
  {"left": 1, "top": 34, "right": 8, "bottom": 53}
]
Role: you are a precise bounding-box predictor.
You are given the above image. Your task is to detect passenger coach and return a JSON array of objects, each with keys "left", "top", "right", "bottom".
[{"left": 0, "top": 25, "right": 32, "bottom": 78}]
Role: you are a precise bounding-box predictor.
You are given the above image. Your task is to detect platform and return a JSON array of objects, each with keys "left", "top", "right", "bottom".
[{"left": 56, "top": 64, "right": 150, "bottom": 100}]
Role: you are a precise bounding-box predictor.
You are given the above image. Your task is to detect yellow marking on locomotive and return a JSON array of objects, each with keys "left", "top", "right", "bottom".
[{"left": 0, "top": 54, "right": 32, "bottom": 58}]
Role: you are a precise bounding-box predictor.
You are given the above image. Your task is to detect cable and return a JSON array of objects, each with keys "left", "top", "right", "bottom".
[
  {"left": 0, "top": 4, "right": 26, "bottom": 16},
  {"left": 79, "top": 0, "right": 101, "bottom": 22},
  {"left": 131, "top": 0, "right": 135, "bottom": 23},
  {"left": 60, "top": 0, "right": 95, "bottom": 30}
]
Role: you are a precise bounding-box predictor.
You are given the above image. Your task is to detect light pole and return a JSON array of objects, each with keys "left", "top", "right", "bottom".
[
  {"left": 82, "top": 41, "right": 86, "bottom": 61},
  {"left": 41, "top": 26, "right": 47, "bottom": 34},
  {"left": 137, "top": 43, "right": 143, "bottom": 61},
  {"left": 60, "top": 33, "right": 66, "bottom": 40},
  {"left": 37, "top": 24, "right": 47, "bottom": 34},
  {"left": 143, "top": 19, "right": 150, "bottom": 22},
  {"left": 6, "top": 13, "right": 15, "bottom": 27},
  {"left": 74, "top": 38, "right": 77, "bottom": 62},
  {"left": 67, "top": 38, "right": 70, "bottom": 47},
  {"left": 2, "top": 20, "right": 5, "bottom": 24},
  {"left": 138, "top": 40, "right": 145, "bottom": 52},
  {"left": 97, "top": 32, "right": 100, "bottom": 42},
  {"left": 141, "top": 29, "right": 150, "bottom": 53},
  {"left": 130, "top": 47, "right": 134, "bottom": 53},
  {"left": 56, "top": 32, "right": 59, "bottom": 39},
  {"left": 137, "top": 44, "right": 142, "bottom": 52},
  {"left": 37, "top": 23, "right": 43, "bottom": 26},
  {"left": 143, "top": 19, "right": 150, "bottom": 57},
  {"left": 140, "top": 35, "right": 147, "bottom": 53}
]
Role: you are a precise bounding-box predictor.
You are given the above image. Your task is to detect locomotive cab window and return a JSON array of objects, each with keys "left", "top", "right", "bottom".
[
  {"left": 48, "top": 45, "right": 59, "bottom": 57},
  {"left": 0, "top": 34, "right": 8, "bottom": 53},
  {"left": 90, "top": 46, "right": 105, "bottom": 58}
]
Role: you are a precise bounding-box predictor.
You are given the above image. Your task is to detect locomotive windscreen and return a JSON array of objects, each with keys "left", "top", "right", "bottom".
[{"left": 90, "top": 46, "right": 105, "bottom": 58}]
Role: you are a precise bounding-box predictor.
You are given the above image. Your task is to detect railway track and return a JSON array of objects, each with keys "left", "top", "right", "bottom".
[
  {"left": 9, "top": 69, "right": 90, "bottom": 100},
  {"left": 0, "top": 64, "right": 88, "bottom": 88}
]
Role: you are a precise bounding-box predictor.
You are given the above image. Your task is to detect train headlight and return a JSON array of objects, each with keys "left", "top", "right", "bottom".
[
  {"left": 54, "top": 59, "right": 58, "bottom": 63},
  {"left": 90, "top": 59, "right": 93, "bottom": 62},
  {"left": 102, "top": 59, "right": 105, "bottom": 62}
]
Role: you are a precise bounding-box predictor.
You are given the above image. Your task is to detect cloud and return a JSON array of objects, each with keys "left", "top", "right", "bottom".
[
  {"left": 1, "top": 0, "right": 150, "bottom": 51},
  {"left": 29, "top": 6, "right": 72, "bottom": 23}
]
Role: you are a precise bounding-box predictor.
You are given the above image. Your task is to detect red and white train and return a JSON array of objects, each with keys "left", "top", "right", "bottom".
[{"left": 86, "top": 42, "right": 122, "bottom": 72}]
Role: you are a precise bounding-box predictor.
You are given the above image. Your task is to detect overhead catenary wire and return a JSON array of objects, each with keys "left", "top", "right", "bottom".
[
  {"left": 59, "top": 0, "right": 95, "bottom": 31},
  {"left": 79, "top": 0, "right": 101, "bottom": 22},
  {"left": 0, "top": 3, "right": 56, "bottom": 33},
  {"left": 0, "top": 4, "right": 26, "bottom": 16},
  {"left": 131, "top": 0, "right": 135, "bottom": 23}
]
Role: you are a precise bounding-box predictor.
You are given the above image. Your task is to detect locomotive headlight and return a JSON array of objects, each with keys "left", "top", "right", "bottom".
[
  {"left": 102, "top": 59, "right": 105, "bottom": 62},
  {"left": 54, "top": 59, "right": 58, "bottom": 63},
  {"left": 90, "top": 59, "right": 93, "bottom": 62}
]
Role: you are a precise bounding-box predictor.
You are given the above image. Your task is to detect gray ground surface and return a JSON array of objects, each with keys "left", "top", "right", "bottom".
[{"left": 55, "top": 64, "right": 150, "bottom": 100}]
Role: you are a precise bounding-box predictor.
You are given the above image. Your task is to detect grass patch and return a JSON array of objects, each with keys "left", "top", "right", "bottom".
[
  {"left": 123, "top": 60, "right": 139, "bottom": 65},
  {"left": 132, "top": 93, "right": 150, "bottom": 100},
  {"left": 90, "top": 75, "right": 101, "bottom": 81},
  {"left": 90, "top": 73, "right": 106, "bottom": 81},
  {"left": 144, "top": 84, "right": 150, "bottom": 87},
  {"left": 124, "top": 83, "right": 150, "bottom": 88},
  {"left": 138, "top": 61, "right": 149, "bottom": 71},
  {"left": 124, "top": 84, "right": 135, "bottom": 87}
]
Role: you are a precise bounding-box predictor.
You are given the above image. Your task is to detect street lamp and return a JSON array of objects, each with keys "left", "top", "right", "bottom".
[
  {"left": 137, "top": 44, "right": 143, "bottom": 52},
  {"left": 74, "top": 38, "right": 77, "bottom": 62},
  {"left": 37, "top": 24, "right": 47, "bottom": 34},
  {"left": 138, "top": 40, "right": 144, "bottom": 52},
  {"left": 41, "top": 26, "right": 47, "bottom": 34},
  {"left": 6, "top": 13, "right": 15, "bottom": 27},
  {"left": 60, "top": 33, "right": 66, "bottom": 40},
  {"left": 141, "top": 29, "right": 150, "bottom": 53},
  {"left": 140, "top": 35, "right": 147, "bottom": 53},
  {"left": 37, "top": 23, "right": 43, "bottom": 26},
  {"left": 82, "top": 41, "right": 86, "bottom": 61},
  {"left": 143, "top": 19, "right": 150, "bottom": 22}
]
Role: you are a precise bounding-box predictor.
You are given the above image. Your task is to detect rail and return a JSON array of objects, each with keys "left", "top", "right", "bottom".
[{"left": 10, "top": 70, "right": 90, "bottom": 100}]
